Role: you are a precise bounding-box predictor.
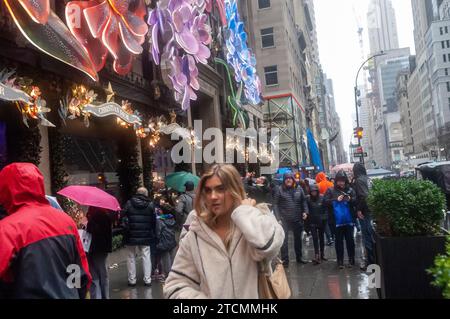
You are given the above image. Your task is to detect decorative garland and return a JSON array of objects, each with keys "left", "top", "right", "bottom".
[
  {"left": 16, "top": 120, "right": 42, "bottom": 165},
  {"left": 0, "top": 69, "right": 54, "bottom": 127},
  {"left": 117, "top": 132, "right": 142, "bottom": 203},
  {"left": 142, "top": 139, "right": 154, "bottom": 194}
]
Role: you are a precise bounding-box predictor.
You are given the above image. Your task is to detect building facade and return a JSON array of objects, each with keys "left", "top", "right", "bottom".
[
  {"left": 367, "top": 0, "right": 400, "bottom": 54},
  {"left": 239, "top": 0, "right": 336, "bottom": 170}
]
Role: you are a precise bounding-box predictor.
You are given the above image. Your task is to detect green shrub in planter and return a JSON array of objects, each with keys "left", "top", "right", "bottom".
[
  {"left": 428, "top": 237, "right": 450, "bottom": 299},
  {"left": 368, "top": 179, "right": 446, "bottom": 237}
]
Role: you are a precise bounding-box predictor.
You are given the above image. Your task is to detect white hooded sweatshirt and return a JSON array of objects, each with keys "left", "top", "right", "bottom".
[{"left": 163, "top": 204, "right": 285, "bottom": 299}]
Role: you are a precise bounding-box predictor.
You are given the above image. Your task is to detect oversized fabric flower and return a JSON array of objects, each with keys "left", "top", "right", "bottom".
[
  {"left": 3, "top": 0, "right": 98, "bottom": 81},
  {"left": 66, "top": 0, "right": 148, "bottom": 75},
  {"left": 224, "top": 0, "right": 261, "bottom": 105},
  {"left": 148, "top": 0, "right": 212, "bottom": 110}
]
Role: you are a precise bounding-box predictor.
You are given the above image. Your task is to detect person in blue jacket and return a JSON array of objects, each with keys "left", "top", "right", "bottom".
[{"left": 324, "top": 170, "right": 357, "bottom": 269}]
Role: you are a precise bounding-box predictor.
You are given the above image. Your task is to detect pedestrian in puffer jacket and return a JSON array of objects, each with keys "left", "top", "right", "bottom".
[
  {"left": 352, "top": 162, "right": 375, "bottom": 269},
  {"left": 154, "top": 212, "right": 177, "bottom": 281},
  {"left": 307, "top": 184, "right": 328, "bottom": 264},
  {"left": 324, "top": 170, "right": 356, "bottom": 269},
  {"left": 121, "top": 187, "right": 157, "bottom": 286},
  {"left": 273, "top": 173, "right": 309, "bottom": 266}
]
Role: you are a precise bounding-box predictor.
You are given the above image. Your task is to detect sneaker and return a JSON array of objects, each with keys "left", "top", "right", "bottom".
[
  {"left": 327, "top": 241, "right": 334, "bottom": 246},
  {"left": 144, "top": 282, "right": 152, "bottom": 287},
  {"left": 321, "top": 255, "right": 328, "bottom": 261},
  {"left": 338, "top": 261, "right": 344, "bottom": 269},
  {"left": 297, "top": 258, "right": 308, "bottom": 264},
  {"left": 128, "top": 282, "right": 137, "bottom": 287}
]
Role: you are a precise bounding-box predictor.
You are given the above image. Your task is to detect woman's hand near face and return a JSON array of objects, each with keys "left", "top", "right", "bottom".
[{"left": 241, "top": 198, "right": 256, "bottom": 207}]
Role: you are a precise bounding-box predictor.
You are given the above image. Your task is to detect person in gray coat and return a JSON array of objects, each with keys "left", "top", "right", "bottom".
[
  {"left": 273, "top": 173, "right": 309, "bottom": 266},
  {"left": 175, "top": 181, "right": 196, "bottom": 229}
]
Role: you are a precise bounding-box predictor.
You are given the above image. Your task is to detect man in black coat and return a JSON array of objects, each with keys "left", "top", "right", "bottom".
[
  {"left": 352, "top": 162, "right": 375, "bottom": 270},
  {"left": 273, "top": 173, "right": 309, "bottom": 266},
  {"left": 121, "top": 187, "right": 157, "bottom": 287}
]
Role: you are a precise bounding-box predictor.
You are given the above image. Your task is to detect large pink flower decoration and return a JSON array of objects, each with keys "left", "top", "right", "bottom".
[{"left": 66, "top": 0, "right": 148, "bottom": 75}]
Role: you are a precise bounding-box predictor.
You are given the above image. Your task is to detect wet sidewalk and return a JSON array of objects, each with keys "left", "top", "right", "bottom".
[{"left": 107, "top": 232, "right": 377, "bottom": 299}]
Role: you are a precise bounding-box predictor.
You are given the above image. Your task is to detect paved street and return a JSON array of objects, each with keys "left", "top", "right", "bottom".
[{"left": 108, "top": 231, "right": 377, "bottom": 299}]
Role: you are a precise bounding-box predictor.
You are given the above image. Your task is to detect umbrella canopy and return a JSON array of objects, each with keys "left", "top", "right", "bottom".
[
  {"left": 57, "top": 186, "right": 121, "bottom": 211},
  {"left": 330, "top": 163, "right": 354, "bottom": 175},
  {"left": 165, "top": 171, "right": 200, "bottom": 192}
]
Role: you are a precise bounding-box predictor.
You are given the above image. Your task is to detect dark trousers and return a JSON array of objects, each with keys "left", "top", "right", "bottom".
[
  {"left": 328, "top": 220, "right": 336, "bottom": 240},
  {"left": 281, "top": 220, "right": 304, "bottom": 262},
  {"left": 359, "top": 216, "right": 375, "bottom": 265},
  {"left": 311, "top": 220, "right": 326, "bottom": 256},
  {"left": 324, "top": 223, "right": 332, "bottom": 242},
  {"left": 87, "top": 252, "right": 109, "bottom": 299},
  {"left": 335, "top": 225, "right": 355, "bottom": 264}
]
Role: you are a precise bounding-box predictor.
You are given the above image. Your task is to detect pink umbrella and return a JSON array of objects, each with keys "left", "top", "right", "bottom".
[{"left": 57, "top": 186, "right": 121, "bottom": 211}]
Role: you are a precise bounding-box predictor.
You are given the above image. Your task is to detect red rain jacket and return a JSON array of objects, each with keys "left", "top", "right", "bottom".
[{"left": 0, "top": 163, "right": 91, "bottom": 299}]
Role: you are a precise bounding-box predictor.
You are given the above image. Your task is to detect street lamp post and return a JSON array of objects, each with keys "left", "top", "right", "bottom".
[{"left": 354, "top": 51, "right": 385, "bottom": 165}]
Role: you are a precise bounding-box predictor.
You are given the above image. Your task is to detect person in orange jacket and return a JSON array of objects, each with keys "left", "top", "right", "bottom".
[
  {"left": 316, "top": 172, "right": 334, "bottom": 195},
  {"left": 315, "top": 172, "right": 335, "bottom": 245}
]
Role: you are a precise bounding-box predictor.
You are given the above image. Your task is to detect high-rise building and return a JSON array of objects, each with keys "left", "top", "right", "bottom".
[
  {"left": 374, "top": 48, "right": 411, "bottom": 169},
  {"left": 426, "top": 7, "right": 450, "bottom": 160},
  {"left": 397, "top": 68, "right": 415, "bottom": 159},
  {"left": 238, "top": 0, "right": 308, "bottom": 168},
  {"left": 366, "top": 0, "right": 409, "bottom": 169},
  {"left": 239, "top": 0, "right": 338, "bottom": 170},
  {"left": 405, "top": 0, "right": 443, "bottom": 163},
  {"left": 367, "top": 0, "right": 400, "bottom": 54}
]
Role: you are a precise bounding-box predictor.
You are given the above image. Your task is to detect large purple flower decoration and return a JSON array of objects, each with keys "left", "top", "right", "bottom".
[{"left": 148, "top": 0, "right": 212, "bottom": 110}]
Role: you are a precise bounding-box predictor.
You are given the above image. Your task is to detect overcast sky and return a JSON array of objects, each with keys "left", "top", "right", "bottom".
[{"left": 313, "top": 0, "right": 415, "bottom": 161}]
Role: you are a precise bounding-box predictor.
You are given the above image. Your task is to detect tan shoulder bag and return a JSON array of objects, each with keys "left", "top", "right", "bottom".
[{"left": 258, "top": 258, "right": 291, "bottom": 299}]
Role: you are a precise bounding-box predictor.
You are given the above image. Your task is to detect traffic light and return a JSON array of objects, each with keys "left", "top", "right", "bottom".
[{"left": 353, "top": 127, "right": 363, "bottom": 139}]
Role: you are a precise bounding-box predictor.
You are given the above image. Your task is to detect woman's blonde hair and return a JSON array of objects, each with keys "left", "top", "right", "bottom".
[{"left": 194, "top": 164, "right": 246, "bottom": 228}]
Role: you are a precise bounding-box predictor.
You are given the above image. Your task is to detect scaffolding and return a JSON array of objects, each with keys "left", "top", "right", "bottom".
[{"left": 263, "top": 94, "right": 307, "bottom": 168}]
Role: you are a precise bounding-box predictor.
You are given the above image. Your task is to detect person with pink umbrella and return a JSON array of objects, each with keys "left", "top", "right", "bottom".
[{"left": 58, "top": 185, "right": 121, "bottom": 299}]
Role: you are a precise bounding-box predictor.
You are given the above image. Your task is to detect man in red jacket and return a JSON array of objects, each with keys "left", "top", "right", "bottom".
[{"left": 0, "top": 163, "right": 91, "bottom": 299}]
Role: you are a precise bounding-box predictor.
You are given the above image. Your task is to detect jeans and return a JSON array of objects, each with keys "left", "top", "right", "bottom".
[
  {"left": 335, "top": 225, "right": 355, "bottom": 264},
  {"left": 359, "top": 216, "right": 375, "bottom": 265},
  {"left": 87, "top": 252, "right": 109, "bottom": 299},
  {"left": 281, "top": 220, "right": 304, "bottom": 262},
  {"left": 127, "top": 246, "right": 152, "bottom": 285},
  {"left": 311, "top": 220, "right": 327, "bottom": 256}
]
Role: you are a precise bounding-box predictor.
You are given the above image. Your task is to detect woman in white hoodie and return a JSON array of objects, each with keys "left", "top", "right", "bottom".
[{"left": 163, "top": 164, "right": 285, "bottom": 299}]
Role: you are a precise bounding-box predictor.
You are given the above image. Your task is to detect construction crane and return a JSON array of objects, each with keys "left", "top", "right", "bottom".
[{"left": 353, "top": 5, "right": 366, "bottom": 71}]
